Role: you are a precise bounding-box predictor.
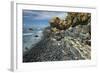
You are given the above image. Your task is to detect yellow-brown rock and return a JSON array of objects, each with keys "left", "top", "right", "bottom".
[{"left": 49, "top": 12, "right": 91, "bottom": 31}]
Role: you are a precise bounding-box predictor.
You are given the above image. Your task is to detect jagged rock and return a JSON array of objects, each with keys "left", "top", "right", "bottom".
[
  {"left": 29, "top": 28, "right": 33, "bottom": 31},
  {"left": 49, "top": 13, "right": 91, "bottom": 31},
  {"left": 23, "top": 12, "right": 91, "bottom": 62},
  {"left": 23, "top": 24, "right": 91, "bottom": 62}
]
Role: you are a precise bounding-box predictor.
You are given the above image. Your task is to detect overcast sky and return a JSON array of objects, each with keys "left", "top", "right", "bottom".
[{"left": 23, "top": 10, "right": 67, "bottom": 28}]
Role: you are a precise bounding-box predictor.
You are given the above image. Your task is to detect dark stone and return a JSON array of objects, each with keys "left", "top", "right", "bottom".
[
  {"left": 23, "top": 13, "right": 91, "bottom": 62},
  {"left": 34, "top": 35, "right": 38, "bottom": 37}
]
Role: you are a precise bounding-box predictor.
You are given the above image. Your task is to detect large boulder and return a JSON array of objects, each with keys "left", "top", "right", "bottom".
[
  {"left": 23, "top": 12, "right": 91, "bottom": 62},
  {"left": 49, "top": 13, "right": 91, "bottom": 31}
]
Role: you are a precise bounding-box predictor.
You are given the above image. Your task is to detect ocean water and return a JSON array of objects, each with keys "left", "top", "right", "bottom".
[{"left": 23, "top": 28, "right": 43, "bottom": 53}]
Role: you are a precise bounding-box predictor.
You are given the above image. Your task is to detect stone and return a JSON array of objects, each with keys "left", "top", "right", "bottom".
[{"left": 23, "top": 12, "right": 91, "bottom": 62}]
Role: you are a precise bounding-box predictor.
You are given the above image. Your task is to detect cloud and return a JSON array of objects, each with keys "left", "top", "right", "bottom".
[{"left": 23, "top": 10, "right": 67, "bottom": 20}]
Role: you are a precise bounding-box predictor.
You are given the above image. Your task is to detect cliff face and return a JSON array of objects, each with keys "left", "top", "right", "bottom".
[
  {"left": 23, "top": 13, "right": 91, "bottom": 62},
  {"left": 49, "top": 12, "right": 91, "bottom": 31}
]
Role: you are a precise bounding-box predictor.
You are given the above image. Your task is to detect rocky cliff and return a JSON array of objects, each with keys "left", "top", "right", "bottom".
[{"left": 23, "top": 12, "right": 91, "bottom": 62}]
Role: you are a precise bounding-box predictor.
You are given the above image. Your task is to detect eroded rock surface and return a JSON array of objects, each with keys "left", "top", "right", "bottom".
[
  {"left": 23, "top": 13, "right": 91, "bottom": 62},
  {"left": 23, "top": 24, "right": 91, "bottom": 62}
]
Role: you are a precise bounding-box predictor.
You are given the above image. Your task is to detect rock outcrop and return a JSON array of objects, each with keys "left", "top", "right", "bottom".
[
  {"left": 49, "top": 12, "right": 91, "bottom": 31},
  {"left": 23, "top": 12, "right": 91, "bottom": 62}
]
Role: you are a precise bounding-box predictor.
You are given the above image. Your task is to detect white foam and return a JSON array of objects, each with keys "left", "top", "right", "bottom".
[{"left": 23, "top": 33, "right": 33, "bottom": 36}]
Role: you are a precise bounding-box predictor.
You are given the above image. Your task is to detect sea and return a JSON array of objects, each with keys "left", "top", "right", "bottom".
[{"left": 23, "top": 26, "right": 44, "bottom": 53}]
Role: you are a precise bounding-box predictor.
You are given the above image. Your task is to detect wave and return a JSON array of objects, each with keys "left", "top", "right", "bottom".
[
  {"left": 23, "top": 30, "right": 43, "bottom": 36},
  {"left": 23, "top": 33, "right": 33, "bottom": 36}
]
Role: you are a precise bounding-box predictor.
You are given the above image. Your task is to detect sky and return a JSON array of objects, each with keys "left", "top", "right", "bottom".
[{"left": 23, "top": 10, "right": 67, "bottom": 29}]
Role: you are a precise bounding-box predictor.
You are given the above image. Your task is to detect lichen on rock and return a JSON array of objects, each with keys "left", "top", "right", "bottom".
[
  {"left": 23, "top": 12, "right": 91, "bottom": 62},
  {"left": 49, "top": 12, "right": 91, "bottom": 31}
]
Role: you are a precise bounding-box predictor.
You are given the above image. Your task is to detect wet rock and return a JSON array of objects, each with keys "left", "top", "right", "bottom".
[
  {"left": 29, "top": 28, "right": 33, "bottom": 31},
  {"left": 23, "top": 12, "right": 91, "bottom": 62},
  {"left": 34, "top": 35, "right": 39, "bottom": 37}
]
